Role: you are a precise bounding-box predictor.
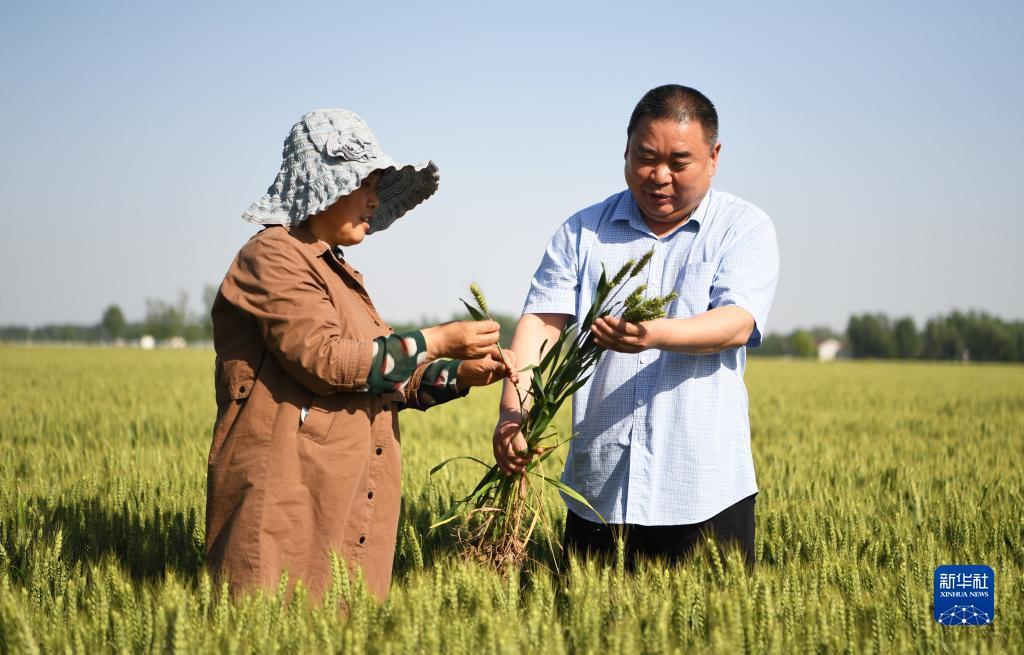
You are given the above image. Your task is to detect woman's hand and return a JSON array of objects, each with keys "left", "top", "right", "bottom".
[
  {"left": 422, "top": 320, "right": 501, "bottom": 360},
  {"left": 457, "top": 348, "right": 518, "bottom": 388}
]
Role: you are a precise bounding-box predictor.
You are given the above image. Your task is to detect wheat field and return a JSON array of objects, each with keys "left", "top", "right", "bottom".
[{"left": 0, "top": 345, "right": 1021, "bottom": 653}]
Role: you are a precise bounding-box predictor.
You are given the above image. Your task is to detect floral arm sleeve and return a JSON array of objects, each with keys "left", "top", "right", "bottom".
[
  {"left": 366, "top": 331, "right": 468, "bottom": 407},
  {"left": 414, "top": 358, "right": 465, "bottom": 408}
]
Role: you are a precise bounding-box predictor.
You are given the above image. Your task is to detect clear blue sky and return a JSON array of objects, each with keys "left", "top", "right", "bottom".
[{"left": 2, "top": 0, "right": 1022, "bottom": 333}]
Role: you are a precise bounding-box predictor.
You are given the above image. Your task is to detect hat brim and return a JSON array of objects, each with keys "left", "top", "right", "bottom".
[
  {"left": 369, "top": 161, "right": 440, "bottom": 234},
  {"left": 242, "top": 158, "right": 439, "bottom": 231}
]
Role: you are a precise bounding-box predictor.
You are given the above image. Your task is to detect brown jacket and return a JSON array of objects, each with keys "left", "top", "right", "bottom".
[{"left": 206, "top": 225, "right": 437, "bottom": 602}]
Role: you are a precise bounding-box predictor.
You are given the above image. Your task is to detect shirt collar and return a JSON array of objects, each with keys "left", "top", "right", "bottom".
[{"left": 612, "top": 188, "right": 711, "bottom": 238}]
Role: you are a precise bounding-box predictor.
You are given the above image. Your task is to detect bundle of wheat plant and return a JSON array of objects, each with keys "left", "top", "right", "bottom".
[{"left": 431, "top": 251, "right": 676, "bottom": 569}]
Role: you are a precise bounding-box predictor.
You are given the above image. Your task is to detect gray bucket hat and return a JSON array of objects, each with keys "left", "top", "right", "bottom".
[{"left": 242, "top": 108, "right": 439, "bottom": 234}]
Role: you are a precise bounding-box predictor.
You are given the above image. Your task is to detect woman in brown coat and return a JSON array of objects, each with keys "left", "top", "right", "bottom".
[{"left": 206, "top": 108, "right": 514, "bottom": 603}]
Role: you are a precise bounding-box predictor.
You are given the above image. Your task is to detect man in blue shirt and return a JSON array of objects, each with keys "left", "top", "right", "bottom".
[{"left": 493, "top": 85, "right": 780, "bottom": 567}]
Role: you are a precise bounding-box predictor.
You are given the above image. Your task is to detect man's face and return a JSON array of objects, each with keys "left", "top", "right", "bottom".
[{"left": 624, "top": 117, "right": 720, "bottom": 229}]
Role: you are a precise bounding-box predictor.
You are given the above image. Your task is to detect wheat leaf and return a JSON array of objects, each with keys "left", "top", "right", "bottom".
[
  {"left": 529, "top": 472, "right": 606, "bottom": 524},
  {"left": 459, "top": 299, "right": 486, "bottom": 322},
  {"left": 429, "top": 455, "right": 493, "bottom": 476}
]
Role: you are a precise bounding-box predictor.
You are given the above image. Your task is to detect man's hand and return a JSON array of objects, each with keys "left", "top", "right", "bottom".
[
  {"left": 590, "top": 316, "right": 665, "bottom": 353},
  {"left": 493, "top": 414, "right": 532, "bottom": 475},
  {"left": 457, "top": 348, "right": 518, "bottom": 388},
  {"left": 599, "top": 307, "right": 754, "bottom": 355}
]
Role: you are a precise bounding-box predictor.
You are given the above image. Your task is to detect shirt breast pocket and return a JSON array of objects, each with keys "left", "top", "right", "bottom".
[{"left": 672, "top": 262, "right": 716, "bottom": 319}]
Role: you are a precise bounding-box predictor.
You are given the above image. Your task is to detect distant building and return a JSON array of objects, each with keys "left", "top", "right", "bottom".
[
  {"left": 817, "top": 338, "right": 843, "bottom": 362},
  {"left": 139, "top": 335, "right": 156, "bottom": 350}
]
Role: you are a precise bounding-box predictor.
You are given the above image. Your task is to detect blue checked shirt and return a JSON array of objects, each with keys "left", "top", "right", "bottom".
[{"left": 522, "top": 188, "right": 779, "bottom": 525}]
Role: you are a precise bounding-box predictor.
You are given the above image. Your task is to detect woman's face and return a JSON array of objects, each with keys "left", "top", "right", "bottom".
[{"left": 306, "top": 171, "right": 382, "bottom": 247}]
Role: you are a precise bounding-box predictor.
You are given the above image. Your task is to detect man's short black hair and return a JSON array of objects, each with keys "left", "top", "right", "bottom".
[{"left": 627, "top": 85, "right": 719, "bottom": 148}]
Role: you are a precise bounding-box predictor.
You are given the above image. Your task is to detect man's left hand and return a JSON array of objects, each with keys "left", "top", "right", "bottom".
[{"left": 590, "top": 316, "right": 663, "bottom": 353}]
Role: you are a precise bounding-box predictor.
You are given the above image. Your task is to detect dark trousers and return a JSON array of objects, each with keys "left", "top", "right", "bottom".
[{"left": 563, "top": 493, "right": 757, "bottom": 569}]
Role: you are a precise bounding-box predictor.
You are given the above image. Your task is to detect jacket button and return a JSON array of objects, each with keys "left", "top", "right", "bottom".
[
  {"left": 358, "top": 535, "right": 366, "bottom": 544},
  {"left": 367, "top": 491, "right": 374, "bottom": 499},
  {"left": 375, "top": 447, "right": 383, "bottom": 455},
  {"left": 238, "top": 385, "right": 246, "bottom": 394}
]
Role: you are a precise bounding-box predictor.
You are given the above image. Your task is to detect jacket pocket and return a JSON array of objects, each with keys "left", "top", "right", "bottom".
[
  {"left": 296, "top": 395, "right": 338, "bottom": 444},
  {"left": 214, "top": 348, "right": 266, "bottom": 405}
]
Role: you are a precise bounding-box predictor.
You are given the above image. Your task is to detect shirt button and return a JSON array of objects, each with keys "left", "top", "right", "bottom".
[
  {"left": 367, "top": 491, "right": 374, "bottom": 499},
  {"left": 635, "top": 398, "right": 644, "bottom": 407},
  {"left": 358, "top": 535, "right": 366, "bottom": 544},
  {"left": 238, "top": 385, "right": 246, "bottom": 393},
  {"left": 375, "top": 447, "right": 383, "bottom": 455}
]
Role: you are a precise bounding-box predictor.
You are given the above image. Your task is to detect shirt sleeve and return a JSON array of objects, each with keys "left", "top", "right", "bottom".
[
  {"left": 521, "top": 216, "right": 580, "bottom": 317},
  {"left": 708, "top": 215, "right": 780, "bottom": 348}
]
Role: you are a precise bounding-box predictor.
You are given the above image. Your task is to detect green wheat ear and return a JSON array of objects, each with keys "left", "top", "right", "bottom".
[
  {"left": 611, "top": 259, "right": 635, "bottom": 286},
  {"left": 630, "top": 249, "right": 654, "bottom": 277},
  {"left": 469, "top": 283, "right": 489, "bottom": 316}
]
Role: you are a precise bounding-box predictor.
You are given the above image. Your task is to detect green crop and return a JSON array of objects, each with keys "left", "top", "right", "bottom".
[{"left": 0, "top": 345, "right": 1021, "bottom": 653}]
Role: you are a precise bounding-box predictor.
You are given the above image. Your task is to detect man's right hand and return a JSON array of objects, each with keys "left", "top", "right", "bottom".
[
  {"left": 422, "top": 320, "right": 500, "bottom": 360},
  {"left": 493, "top": 413, "right": 533, "bottom": 475},
  {"left": 490, "top": 313, "right": 569, "bottom": 475}
]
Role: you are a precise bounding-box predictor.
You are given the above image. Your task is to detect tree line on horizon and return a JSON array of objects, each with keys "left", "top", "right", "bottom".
[
  {"left": 0, "top": 287, "right": 519, "bottom": 349},
  {"left": 759, "top": 311, "right": 1024, "bottom": 362},
  {"left": 1, "top": 293, "right": 1022, "bottom": 363},
  {"left": 0, "top": 288, "right": 219, "bottom": 344}
]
